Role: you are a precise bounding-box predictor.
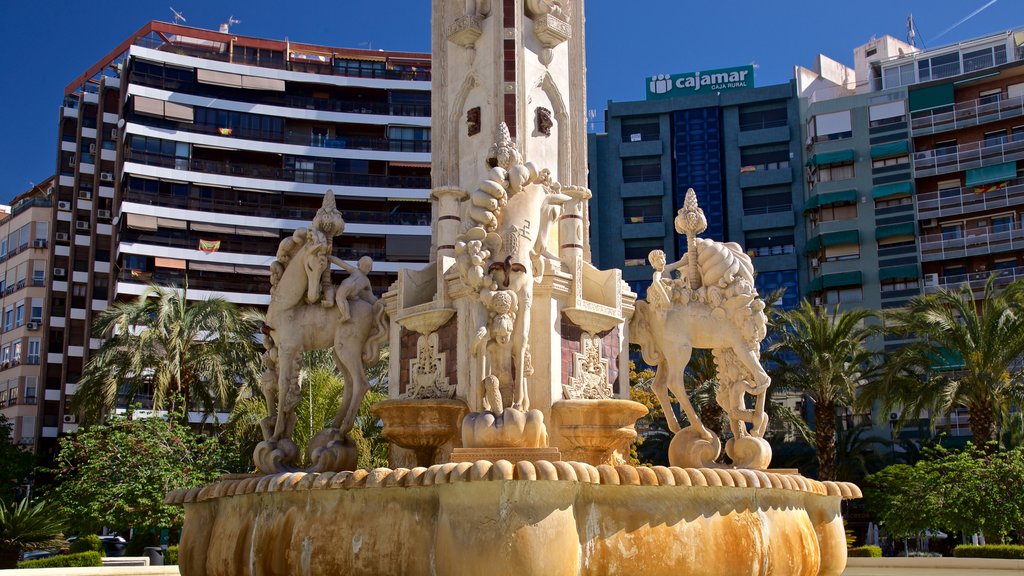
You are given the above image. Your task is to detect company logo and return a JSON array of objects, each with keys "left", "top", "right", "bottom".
[{"left": 646, "top": 65, "right": 754, "bottom": 100}]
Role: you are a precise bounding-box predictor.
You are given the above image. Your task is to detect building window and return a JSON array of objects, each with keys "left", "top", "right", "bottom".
[
  {"left": 918, "top": 51, "right": 961, "bottom": 82},
  {"left": 14, "top": 304, "right": 23, "bottom": 328},
  {"left": 738, "top": 106, "right": 787, "bottom": 131},
  {"left": 745, "top": 229, "right": 795, "bottom": 257},
  {"left": 992, "top": 214, "right": 1015, "bottom": 233},
  {"left": 979, "top": 89, "right": 1002, "bottom": 105},
  {"left": 622, "top": 157, "right": 661, "bottom": 183},
  {"left": 623, "top": 198, "right": 663, "bottom": 224},
  {"left": 984, "top": 130, "right": 1007, "bottom": 147},
  {"left": 881, "top": 278, "right": 919, "bottom": 292},
  {"left": 742, "top": 186, "right": 791, "bottom": 215},
  {"left": 875, "top": 195, "right": 912, "bottom": 209},
  {"left": 740, "top": 145, "right": 790, "bottom": 172},
  {"left": 816, "top": 162, "right": 855, "bottom": 182},
  {"left": 27, "top": 340, "right": 39, "bottom": 365},
  {"left": 825, "top": 287, "right": 863, "bottom": 304},
  {"left": 818, "top": 202, "right": 857, "bottom": 222},
  {"left": 824, "top": 242, "right": 860, "bottom": 262},
  {"left": 623, "top": 238, "right": 664, "bottom": 267},
  {"left": 872, "top": 156, "right": 909, "bottom": 169},
  {"left": 620, "top": 118, "right": 660, "bottom": 142},
  {"left": 30, "top": 302, "right": 41, "bottom": 323},
  {"left": 812, "top": 110, "right": 852, "bottom": 142},
  {"left": 941, "top": 223, "right": 963, "bottom": 240},
  {"left": 3, "top": 308, "right": 11, "bottom": 332}
]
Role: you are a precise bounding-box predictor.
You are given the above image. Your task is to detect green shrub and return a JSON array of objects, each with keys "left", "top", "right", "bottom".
[
  {"left": 165, "top": 545, "right": 178, "bottom": 565},
  {"left": 848, "top": 545, "right": 882, "bottom": 558},
  {"left": 953, "top": 545, "right": 1024, "bottom": 559},
  {"left": 69, "top": 534, "right": 104, "bottom": 556},
  {"left": 18, "top": 551, "right": 103, "bottom": 568}
]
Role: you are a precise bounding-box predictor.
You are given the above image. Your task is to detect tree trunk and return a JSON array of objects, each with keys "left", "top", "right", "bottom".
[
  {"left": 966, "top": 402, "right": 998, "bottom": 451},
  {"left": 815, "top": 400, "right": 838, "bottom": 481},
  {"left": 0, "top": 547, "right": 20, "bottom": 569}
]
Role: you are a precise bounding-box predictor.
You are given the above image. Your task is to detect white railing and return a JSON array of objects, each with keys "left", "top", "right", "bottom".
[
  {"left": 916, "top": 178, "right": 1024, "bottom": 219},
  {"left": 919, "top": 226, "right": 1024, "bottom": 261},
  {"left": 911, "top": 93, "right": 1024, "bottom": 135},
  {"left": 924, "top": 265, "right": 1024, "bottom": 294},
  {"left": 913, "top": 136, "right": 1024, "bottom": 177}
]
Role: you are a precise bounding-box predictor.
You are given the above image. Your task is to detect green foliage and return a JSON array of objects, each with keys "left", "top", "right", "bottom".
[
  {"left": 848, "top": 545, "right": 882, "bottom": 557},
  {"left": 0, "top": 498, "right": 66, "bottom": 568},
  {"left": 18, "top": 551, "right": 102, "bottom": 568},
  {"left": 52, "top": 414, "right": 227, "bottom": 534},
  {"left": 68, "top": 533, "right": 103, "bottom": 556},
  {"left": 767, "top": 302, "right": 880, "bottom": 480},
  {"left": 165, "top": 544, "right": 179, "bottom": 565},
  {"left": 953, "top": 544, "right": 1024, "bottom": 559},
  {"left": 865, "top": 445, "right": 1024, "bottom": 543},
  {"left": 74, "top": 283, "right": 263, "bottom": 424},
  {"left": 0, "top": 415, "right": 34, "bottom": 502},
  {"left": 125, "top": 530, "right": 158, "bottom": 556},
  {"left": 864, "top": 277, "right": 1024, "bottom": 448}
]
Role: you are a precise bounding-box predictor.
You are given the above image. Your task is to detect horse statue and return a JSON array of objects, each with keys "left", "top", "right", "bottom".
[
  {"left": 255, "top": 192, "right": 389, "bottom": 473},
  {"left": 629, "top": 189, "right": 772, "bottom": 470}
]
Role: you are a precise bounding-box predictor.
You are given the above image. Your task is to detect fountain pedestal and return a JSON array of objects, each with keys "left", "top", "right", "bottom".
[{"left": 372, "top": 399, "right": 467, "bottom": 467}]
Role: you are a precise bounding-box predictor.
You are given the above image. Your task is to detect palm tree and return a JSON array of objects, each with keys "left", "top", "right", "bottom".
[
  {"left": 74, "top": 283, "right": 263, "bottom": 424},
  {"left": 767, "top": 302, "right": 879, "bottom": 481},
  {"left": 861, "top": 277, "right": 1024, "bottom": 450},
  {"left": 0, "top": 498, "right": 66, "bottom": 568}
]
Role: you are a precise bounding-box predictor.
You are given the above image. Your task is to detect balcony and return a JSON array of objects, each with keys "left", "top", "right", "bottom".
[
  {"left": 917, "top": 177, "right": 1024, "bottom": 219},
  {"left": 911, "top": 93, "right": 1024, "bottom": 136},
  {"left": 124, "top": 150, "right": 431, "bottom": 190},
  {"left": 919, "top": 225, "right": 1024, "bottom": 261},
  {"left": 925, "top": 265, "right": 1024, "bottom": 296},
  {"left": 913, "top": 135, "right": 1024, "bottom": 178}
]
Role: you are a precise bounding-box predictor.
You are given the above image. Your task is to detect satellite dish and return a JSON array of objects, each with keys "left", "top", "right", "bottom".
[{"left": 169, "top": 7, "right": 186, "bottom": 24}]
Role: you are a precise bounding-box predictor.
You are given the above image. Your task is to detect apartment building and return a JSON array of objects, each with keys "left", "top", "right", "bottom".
[
  {"left": 49, "top": 21, "right": 432, "bottom": 455},
  {"left": 0, "top": 178, "right": 54, "bottom": 452},
  {"left": 588, "top": 79, "right": 806, "bottom": 309}
]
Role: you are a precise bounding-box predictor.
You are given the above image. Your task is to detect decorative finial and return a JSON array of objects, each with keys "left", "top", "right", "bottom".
[
  {"left": 676, "top": 189, "right": 707, "bottom": 289},
  {"left": 487, "top": 122, "right": 522, "bottom": 170},
  {"left": 312, "top": 189, "right": 346, "bottom": 237}
]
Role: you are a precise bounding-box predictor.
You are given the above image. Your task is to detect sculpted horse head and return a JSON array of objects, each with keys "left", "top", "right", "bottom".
[{"left": 271, "top": 231, "right": 330, "bottom": 316}]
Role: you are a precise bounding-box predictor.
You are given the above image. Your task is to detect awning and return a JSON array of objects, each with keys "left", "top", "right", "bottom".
[
  {"left": 965, "top": 161, "right": 1017, "bottom": 187},
  {"left": 870, "top": 141, "right": 910, "bottom": 159},
  {"left": 804, "top": 236, "right": 822, "bottom": 254},
  {"left": 126, "top": 213, "right": 158, "bottom": 231},
  {"left": 909, "top": 83, "right": 954, "bottom": 112},
  {"left": 804, "top": 230, "right": 860, "bottom": 254},
  {"left": 879, "top": 264, "right": 920, "bottom": 282},
  {"left": 804, "top": 189, "right": 857, "bottom": 212},
  {"left": 154, "top": 257, "right": 186, "bottom": 270},
  {"left": 807, "top": 149, "right": 855, "bottom": 167},
  {"left": 808, "top": 271, "right": 863, "bottom": 292},
  {"left": 876, "top": 222, "right": 916, "bottom": 240},
  {"left": 872, "top": 181, "right": 914, "bottom": 199}
]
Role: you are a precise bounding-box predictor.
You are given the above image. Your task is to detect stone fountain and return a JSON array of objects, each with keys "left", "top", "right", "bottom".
[{"left": 168, "top": 2, "right": 860, "bottom": 575}]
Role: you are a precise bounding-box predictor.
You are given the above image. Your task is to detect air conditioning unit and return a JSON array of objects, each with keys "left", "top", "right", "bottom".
[
  {"left": 32, "top": 239, "right": 47, "bottom": 248},
  {"left": 88, "top": 143, "right": 96, "bottom": 153},
  {"left": 923, "top": 273, "right": 939, "bottom": 287},
  {"left": 811, "top": 258, "right": 820, "bottom": 269},
  {"left": 97, "top": 209, "right": 111, "bottom": 219},
  {"left": 63, "top": 414, "right": 77, "bottom": 424},
  {"left": 110, "top": 128, "right": 118, "bottom": 139},
  {"left": 99, "top": 172, "right": 113, "bottom": 182},
  {"left": 26, "top": 322, "right": 39, "bottom": 331},
  {"left": 813, "top": 297, "right": 823, "bottom": 306},
  {"left": 76, "top": 221, "right": 90, "bottom": 230},
  {"left": 79, "top": 190, "right": 92, "bottom": 200},
  {"left": 55, "top": 232, "right": 69, "bottom": 242},
  {"left": 921, "top": 218, "right": 938, "bottom": 228},
  {"left": 68, "top": 154, "right": 76, "bottom": 167},
  {"left": 54, "top": 268, "right": 66, "bottom": 277},
  {"left": 57, "top": 201, "right": 71, "bottom": 211}
]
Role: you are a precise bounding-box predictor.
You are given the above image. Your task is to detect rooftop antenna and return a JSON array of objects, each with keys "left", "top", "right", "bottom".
[
  {"left": 169, "top": 7, "right": 186, "bottom": 25},
  {"left": 907, "top": 13, "right": 916, "bottom": 47},
  {"left": 220, "top": 15, "right": 240, "bottom": 34}
]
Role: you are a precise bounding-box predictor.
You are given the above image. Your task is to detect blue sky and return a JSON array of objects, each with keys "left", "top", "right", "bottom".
[{"left": 0, "top": 0, "right": 1019, "bottom": 200}]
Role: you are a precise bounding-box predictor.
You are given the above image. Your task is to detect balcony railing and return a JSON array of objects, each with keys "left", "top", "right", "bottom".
[
  {"left": 911, "top": 93, "right": 1024, "bottom": 135},
  {"left": 743, "top": 203, "right": 792, "bottom": 216},
  {"left": 913, "top": 135, "right": 1024, "bottom": 177},
  {"left": 622, "top": 214, "right": 663, "bottom": 225},
  {"left": 919, "top": 225, "right": 1024, "bottom": 261},
  {"left": 917, "top": 177, "right": 1024, "bottom": 219},
  {"left": 925, "top": 265, "right": 1024, "bottom": 295},
  {"left": 124, "top": 150, "right": 431, "bottom": 190}
]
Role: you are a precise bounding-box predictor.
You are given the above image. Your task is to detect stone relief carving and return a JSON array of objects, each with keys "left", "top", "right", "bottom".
[
  {"left": 467, "top": 106, "right": 481, "bottom": 136},
  {"left": 525, "top": 0, "right": 571, "bottom": 65},
  {"left": 563, "top": 332, "right": 611, "bottom": 400},
  {"left": 255, "top": 191, "right": 389, "bottom": 474},
  {"left": 535, "top": 106, "right": 553, "bottom": 136},
  {"left": 403, "top": 333, "right": 453, "bottom": 400},
  {"left": 629, "top": 189, "right": 772, "bottom": 470}
]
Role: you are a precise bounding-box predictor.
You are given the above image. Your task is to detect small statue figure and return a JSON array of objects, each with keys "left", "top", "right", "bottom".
[{"left": 331, "top": 255, "right": 376, "bottom": 323}]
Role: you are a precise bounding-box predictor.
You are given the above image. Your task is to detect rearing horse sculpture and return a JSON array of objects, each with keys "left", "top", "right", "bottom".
[{"left": 256, "top": 193, "right": 388, "bottom": 473}]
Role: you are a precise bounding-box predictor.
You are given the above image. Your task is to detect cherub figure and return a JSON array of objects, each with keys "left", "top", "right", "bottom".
[{"left": 331, "top": 255, "right": 376, "bottom": 323}]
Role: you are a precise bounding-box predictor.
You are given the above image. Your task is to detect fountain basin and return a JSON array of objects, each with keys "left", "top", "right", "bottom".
[
  {"left": 169, "top": 463, "right": 859, "bottom": 576},
  {"left": 372, "top": 398, "right": 468, "bottom": 467},
  {"left": 551, "top": 399, "right": 648, "bottom": 466}
]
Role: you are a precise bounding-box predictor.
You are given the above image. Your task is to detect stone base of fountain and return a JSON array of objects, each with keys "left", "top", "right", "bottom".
[{"left": 169, "top": 462, "right": 860, "bottom": 576}]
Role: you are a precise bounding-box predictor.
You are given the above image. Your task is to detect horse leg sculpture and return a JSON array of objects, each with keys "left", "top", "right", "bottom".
[
  {"left": 651, "top": 364, "right": 681, "bottom": 434},
  {"left": 331, "top": 339, "right": 369, "bottom": 436}
]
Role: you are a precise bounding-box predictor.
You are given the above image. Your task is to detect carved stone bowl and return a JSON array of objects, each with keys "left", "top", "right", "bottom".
[
  {"left": 551, "top": 399, "right": 648, "bottom": 466},
  {"left": 372, "top": 398, "right": 468, "bottom": 467}
]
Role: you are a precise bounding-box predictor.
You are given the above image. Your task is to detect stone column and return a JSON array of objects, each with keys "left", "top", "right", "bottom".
[
  {"left": 431, "top": 186, "right": 467, "bottom": 260},
  {"left": 558, "top": 185, "right": 591, "bottom": 266}
]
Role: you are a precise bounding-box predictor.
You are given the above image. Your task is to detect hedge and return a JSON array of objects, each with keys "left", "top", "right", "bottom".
[
  {"left": 69, "top": 534, "right": 104, "bottom": 556},
  {"left": 848, "top": 545, "right": 882, "bottom": 558},
  {"left": 18, "top": 551, "right": 103, "bottom": 569},
  {"left": 953, "top": 545, "right": 1024, "bottom": 559},
  {"left": 165, "top": 545, "right": 179, "bottom": 565}
]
